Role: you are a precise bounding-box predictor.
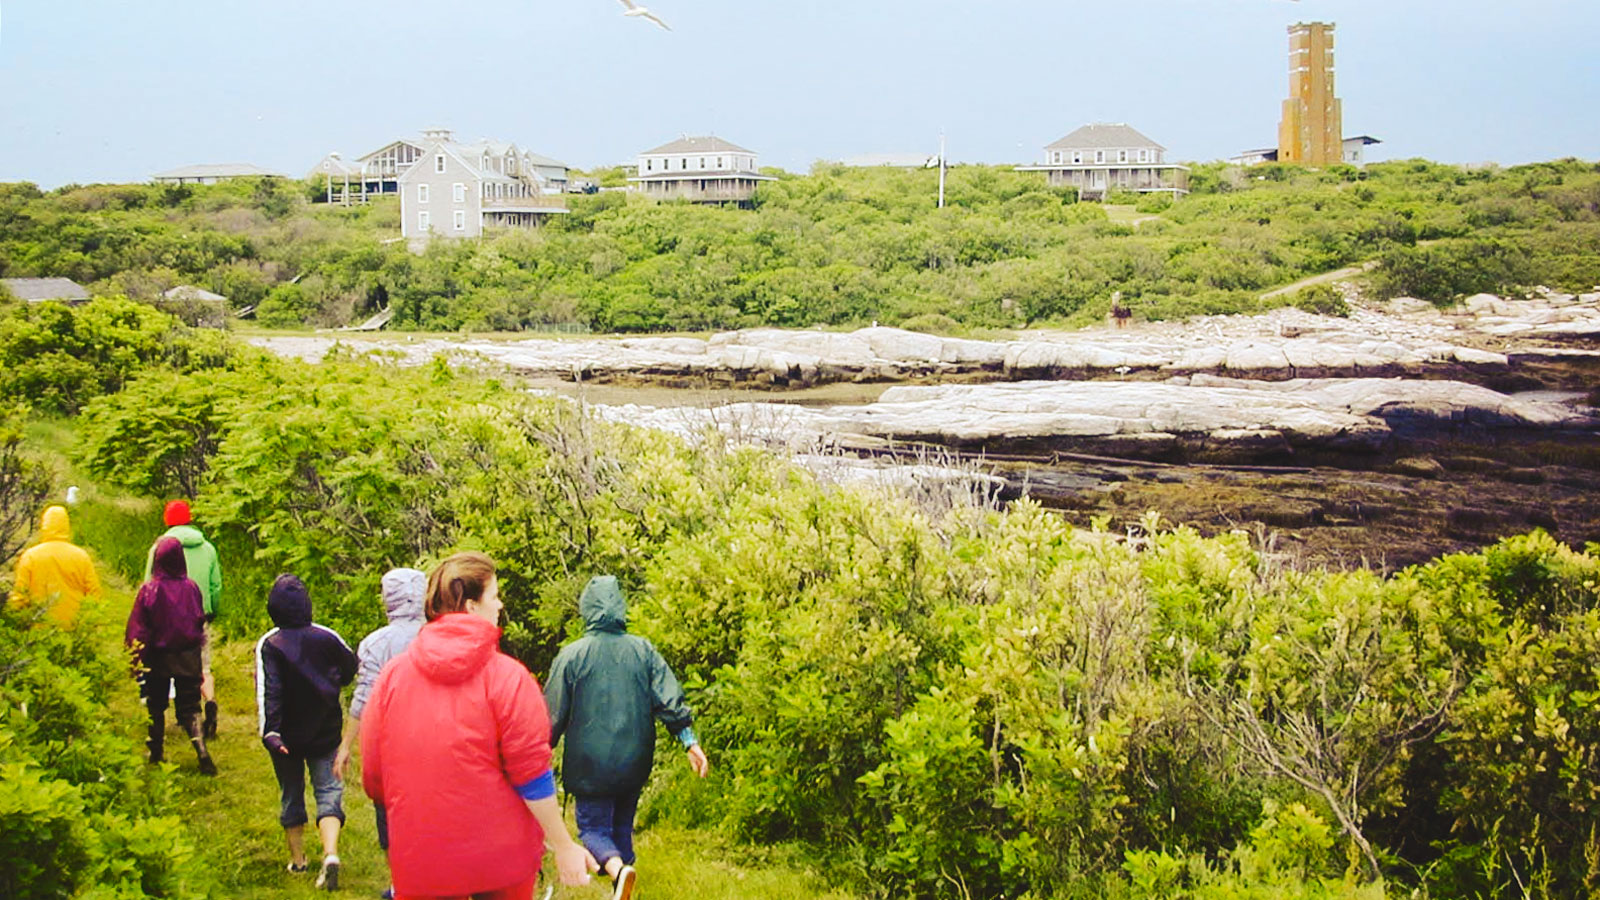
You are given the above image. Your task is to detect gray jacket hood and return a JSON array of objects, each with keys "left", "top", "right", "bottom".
[
  {"left": 579, "top": 575, "right": 628, "bottom": 635},
  {"left": 381, "top": 568, "right": 426, "bottom": 623}
]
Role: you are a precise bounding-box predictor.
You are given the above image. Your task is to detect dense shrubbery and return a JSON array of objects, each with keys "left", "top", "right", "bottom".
[
  {"left": 2, "top": 159, "right": 1597, "bottom": 334},
  {"left": 0, "top": 296, "right": 232, "bottom": 414},
  {"left": 48, "top": 292, "right": 1600, "bottom": 897},
  {"left": 0, "top": 399, "right": 204, "bottom": 899}
]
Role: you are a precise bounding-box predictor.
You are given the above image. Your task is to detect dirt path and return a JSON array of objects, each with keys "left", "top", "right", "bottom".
[{"left": 1260, "top": 260, "right": 1378, "bottom": 299}]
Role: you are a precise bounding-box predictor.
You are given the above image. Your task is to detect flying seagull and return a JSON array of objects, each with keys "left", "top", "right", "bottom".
[{"left": 618, "top": 0, "right": 671, "bottom": 30}]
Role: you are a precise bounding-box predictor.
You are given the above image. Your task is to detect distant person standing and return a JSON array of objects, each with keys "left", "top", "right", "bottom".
[
  {"left": 146, "top": 500, "right": 223, "bottom": 738},
  {"left": 546, "top": 575, "right": 709, "bottom": 900},
  {"left": 333, "top": 567, "right": 426, "bottom": 900},
  {"left": 126, "top": 536, "right": 215, "bottom": 773},
  {"left": 9, "top": 505, "right": 101, "bottom": 627},
  {"left": 256, "top": 574, "right": 358, "bottom": 891}
]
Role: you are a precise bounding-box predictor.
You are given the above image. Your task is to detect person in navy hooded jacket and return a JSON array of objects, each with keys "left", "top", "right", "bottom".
[{"left": 256, "top": 574, "right": 358, "bottom": 890}]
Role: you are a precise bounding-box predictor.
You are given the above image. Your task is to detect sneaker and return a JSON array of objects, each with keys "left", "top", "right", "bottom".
[
  {"left": 287, "top": 861, "right": 309, "bottom": 874},
  {"left": 612, "top": 865, "right": 636, "bottom": 900},
  {"left": 380, "top": 888, "right": 394, "bottom": 900},
  {"left": 316, "top": 856, "right": 341, "bottom": 891}
]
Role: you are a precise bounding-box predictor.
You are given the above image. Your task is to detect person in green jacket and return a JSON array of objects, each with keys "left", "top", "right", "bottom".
[
  {"left": 547, "top": 576, "right": 709, "bottom": 900},
  {"left": 145, "top": 500, "right": 223, "bottom": 738}
]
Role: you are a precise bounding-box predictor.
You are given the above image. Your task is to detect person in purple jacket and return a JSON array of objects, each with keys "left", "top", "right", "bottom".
[{"left": 125, "top": 536, "right": 216, "bottom": 774}]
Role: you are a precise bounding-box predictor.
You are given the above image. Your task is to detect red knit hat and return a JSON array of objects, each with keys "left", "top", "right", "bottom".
[{"left": 163, "top": 500, "right": 192, "bottom": 527}]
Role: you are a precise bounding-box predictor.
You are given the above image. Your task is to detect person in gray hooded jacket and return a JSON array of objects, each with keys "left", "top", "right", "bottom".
[{"left": 333, "top": 567, "right": 426, "bottom": 899}]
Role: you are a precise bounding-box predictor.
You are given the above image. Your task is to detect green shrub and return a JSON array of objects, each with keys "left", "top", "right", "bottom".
[{"left": 1290, "top": 283, "right": 1350, "bottom": 317}]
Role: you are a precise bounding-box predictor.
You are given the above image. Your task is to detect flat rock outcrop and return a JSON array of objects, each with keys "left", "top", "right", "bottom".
[{"left": 591, "top": 378, "right": 1595, "bottom": 464}]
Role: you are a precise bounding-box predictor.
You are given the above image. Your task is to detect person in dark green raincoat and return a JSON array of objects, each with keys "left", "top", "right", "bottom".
[{"left": 547, "top": 575, "right": 708, "bottom": 900}]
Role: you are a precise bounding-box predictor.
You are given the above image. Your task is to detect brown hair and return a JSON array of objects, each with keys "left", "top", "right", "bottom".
[{"left": 425, "top": 551, "right": 497, "bottom": 621}]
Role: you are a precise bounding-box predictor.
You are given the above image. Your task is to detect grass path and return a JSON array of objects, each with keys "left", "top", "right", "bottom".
[{"left": 118, "top": 620, "right": 857, "bottom": 900}]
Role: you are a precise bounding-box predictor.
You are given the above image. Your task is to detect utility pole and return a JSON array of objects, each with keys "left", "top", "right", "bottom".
[{"left": 937, "top": 131, "right": 947, "bottom": 209}]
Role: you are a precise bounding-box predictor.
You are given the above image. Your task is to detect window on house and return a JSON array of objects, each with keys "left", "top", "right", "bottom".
[
  {"left": 454, "top": 210, "right": 466, "bottom": 231},
  {"left": 1138, "top": 149, "right": 1149, "bottom": 162},
  {"left": 453, "top": 183, "right": 466, "bottom": 203},
  {"left": 718, "top": 157, "right": 723, "bottom": 168},
  {"left": 1072, "top": 151, "right": 1083, "bottom": 164},
  {"left": 419, "top": 211, "right": 430, "bottom": 232},
  {"left": 682, "top": 159, "right": 688, "bottom": 170},
  {"left": 1095, "top": 150, "right": 1105, "bottom": 164},
  {"left": 435, "top": 154, "right": 445, "bottom": 173},
  {"left": 1118, "top": 150, "right": 1128, "bottom": 163},
  {"left": 417, "top": 184, "right": 429, "bottom": 203}
]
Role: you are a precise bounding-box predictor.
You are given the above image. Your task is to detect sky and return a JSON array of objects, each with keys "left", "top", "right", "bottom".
[{"left": 1, "top": 0, "right": 1597, "bottom": 187}]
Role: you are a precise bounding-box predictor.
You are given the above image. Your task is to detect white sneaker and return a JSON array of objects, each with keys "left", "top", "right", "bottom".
[
  {"left": 315, "top": 855, "right": 340, "bottom": 891},
  {"left": 613, "top": 865, "right": 636, "bottom": 900}
]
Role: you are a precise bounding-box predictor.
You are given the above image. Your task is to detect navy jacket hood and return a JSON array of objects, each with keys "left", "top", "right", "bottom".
[{"left": 268, "top": 574, "right": 313, "bottom": 628}]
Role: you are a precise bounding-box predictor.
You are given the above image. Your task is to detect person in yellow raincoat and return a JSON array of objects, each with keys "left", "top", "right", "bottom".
[{"left": 10, "top": 506, "right": 101, "bottom": 626}]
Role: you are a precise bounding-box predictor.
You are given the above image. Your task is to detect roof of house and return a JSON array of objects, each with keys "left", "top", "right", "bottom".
[
  {"left": 1343, "top": 135, "right": 1382, "bottom": 146},
  {"left": 311, "top": 154, "right": 363, "bottom": 177},
  {"left": 524, "top": 152, "right": 570, "bottom": 170},
  {"left": 2, "top": 277, "right": 90, "bottom": 301},
  {"left": 151, "top": 163, "right": 285, "bottom": 180},
  {"left": 1046, "top": 124, "right": 1165, "bottom": 152},
  {"left": 357, "top": 139, "right": 427, "bottom": 164},
  {"left": 641, "top": 136, "right": 753, "bottom": 156},
  {"left": 164, "top": 285, "right": 227, "bottom": 302}
]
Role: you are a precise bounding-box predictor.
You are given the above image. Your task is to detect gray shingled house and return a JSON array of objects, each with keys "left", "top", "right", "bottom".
[
  {"left": 630, "top": 136, "right": 776, "bottom": 206},
  {"left": 1015, "top": 123, "right": 1189, "bottom": 201},
  {"left": 313, "top": 131, "right": 570, "bottom": 205},
  {"left": 399, "top": 129, "right": 568, "bottom": 242}
]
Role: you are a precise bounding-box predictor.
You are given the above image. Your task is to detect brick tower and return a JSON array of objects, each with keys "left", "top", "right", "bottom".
[{"left": 1278, "top": 22, "right": 1343, "bottom": 166}]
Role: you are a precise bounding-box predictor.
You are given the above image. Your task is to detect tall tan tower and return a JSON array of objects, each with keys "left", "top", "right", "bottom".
[{"left": 1278, "top": 22, "right": 1343, "bottom": 165}]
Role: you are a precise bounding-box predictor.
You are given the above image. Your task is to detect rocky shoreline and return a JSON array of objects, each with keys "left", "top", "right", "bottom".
[{"left": 254, "top": 288, "right": 1600, "bottom": 388}]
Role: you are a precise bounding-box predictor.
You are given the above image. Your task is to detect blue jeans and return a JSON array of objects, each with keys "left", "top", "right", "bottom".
[
  {"left": 574, "top": 791, "right": 642, "bottom": 868},
  {"left": 270, "top": 750, "right": 344, "bottom": 829}
]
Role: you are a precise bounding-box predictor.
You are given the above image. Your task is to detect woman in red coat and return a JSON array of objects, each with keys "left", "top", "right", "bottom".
[{"left": 361, "top": 552, "right": 596, "bottom": 900}]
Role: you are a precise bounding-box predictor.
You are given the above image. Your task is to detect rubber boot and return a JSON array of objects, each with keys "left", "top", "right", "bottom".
[
  {"left": 146, "top": 719, "right": 165, "bottom": 764},
  {"left": 186, "top": 714, "right": 218, "bottom": 776},
  {"left": 202, "top": 700, "right": 218, "bottom": 740}
]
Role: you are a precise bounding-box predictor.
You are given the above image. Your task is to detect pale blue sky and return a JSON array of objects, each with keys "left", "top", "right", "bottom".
[{"left": 2, "top": 0, "right": 1596, "bottom": 187}]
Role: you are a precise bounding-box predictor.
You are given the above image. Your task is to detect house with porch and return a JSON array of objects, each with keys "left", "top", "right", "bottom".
[
  {"left": 398, "top": 130, "right": 568, "bottom": 242},
  {"left": 629, "top": 136, "right": 775, "bottom": 205},
  {"left": 1015, "top": 123, "right": 1188, "bottom": 201},
  {"left": 312, "top": 129, "right": 570, "bottom": 204}
]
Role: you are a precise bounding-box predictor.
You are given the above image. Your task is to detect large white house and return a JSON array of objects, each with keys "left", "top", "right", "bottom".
[
  {"left": 629, "top": 136, "right": 775, "bottom": 205},
  {"left": 1015, "top": 123, "right": 1189, "bottom": 201},
  {"left": 398, "top": 129, "right": 568, "bottom": 241},
  {"left": 311, "top": 129, "right": 570, "bottom": 204}
]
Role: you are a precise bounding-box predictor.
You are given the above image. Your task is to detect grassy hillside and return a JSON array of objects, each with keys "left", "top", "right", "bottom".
[{"left": 2, "top": 158, "right": 1597, "bottom": 333}]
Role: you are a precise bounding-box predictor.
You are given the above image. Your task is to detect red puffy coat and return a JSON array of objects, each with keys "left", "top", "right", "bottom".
[{"left": 361, "top": 613, "right": 553, "bottom": 896}]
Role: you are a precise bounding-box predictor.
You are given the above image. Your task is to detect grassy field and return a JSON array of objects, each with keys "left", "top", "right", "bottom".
[{"left": 28, "top": 421, "right": 857, "bottom": 900}]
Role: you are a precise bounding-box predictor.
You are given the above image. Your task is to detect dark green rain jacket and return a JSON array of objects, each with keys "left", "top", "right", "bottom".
[{"left": 547, "top": 576, "right": 695, "bottom": 796}]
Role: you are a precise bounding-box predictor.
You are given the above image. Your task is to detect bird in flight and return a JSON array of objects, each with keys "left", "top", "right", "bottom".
[{"left": 618, "top": 0, "right": 672, "bottom": 30}]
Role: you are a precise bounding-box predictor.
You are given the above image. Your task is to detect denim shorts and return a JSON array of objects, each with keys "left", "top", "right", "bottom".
[{"left": 270, "top": 750, "right": 344, "bottom": 828}]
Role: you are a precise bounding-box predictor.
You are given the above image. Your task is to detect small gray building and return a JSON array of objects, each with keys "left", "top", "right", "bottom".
[
  {"left": 1015, "top": 123, "right": 1189, "bottom": 201},
  {"left": 2, "top": 277, "right": 91, "bottom": 304}
]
